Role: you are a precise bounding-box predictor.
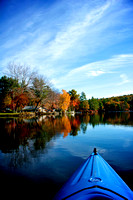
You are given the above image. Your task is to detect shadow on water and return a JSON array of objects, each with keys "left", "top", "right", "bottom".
[{"left": 0, "top": 112, "right": 133, "bottom": 199}]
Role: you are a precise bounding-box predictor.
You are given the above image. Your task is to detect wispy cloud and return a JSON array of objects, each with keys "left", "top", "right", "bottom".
[
  {"left": 63, "top": 54, "right": 133, "bottom": 78},
  {"left": 118, "top": 74, "right": 131, "bottom": 85},
  {"left": 1, "top": 0, "right": 133, "bottom": 70},
  {"left": 0, "top": 0, "right": 133, "bottom": 98},
  {"left": 44, "top": 1, "right": 111, "bottom": 60},
  {"left": 51, "top": 54, "right": 133, "bottom": 95},
  {"left": 86, "top": 70, "right": 105, "bottom": 77}
]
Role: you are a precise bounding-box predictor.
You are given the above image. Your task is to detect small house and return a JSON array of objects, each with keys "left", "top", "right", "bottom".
[{"left": 22, "top": 106, "right": 36, "bottom": 112}]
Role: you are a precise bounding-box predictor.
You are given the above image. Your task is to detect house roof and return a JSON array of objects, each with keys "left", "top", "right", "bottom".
[{"left": 22, "top": 106, "right": 36, "bottom": 110}]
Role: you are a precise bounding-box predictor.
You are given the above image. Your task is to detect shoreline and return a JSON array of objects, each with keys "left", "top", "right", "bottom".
[{"left": 0, "top": 110, "right": 132, "bottom": 118}]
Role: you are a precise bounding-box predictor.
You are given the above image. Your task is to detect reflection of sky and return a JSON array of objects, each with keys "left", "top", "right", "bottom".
[
  {"left": 1, "top": 124, "right": 133, "bottom": 172},
  {"left": 0, "top": 120, "right": 133, "bottom": 192},
  {"left": 53, "top": 124, "right": 133, "bottom": 171}
]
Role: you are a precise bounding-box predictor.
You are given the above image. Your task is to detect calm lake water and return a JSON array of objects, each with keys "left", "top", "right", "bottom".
[{"left": 0, "top": 112, "right": 133, "bottom": 199}]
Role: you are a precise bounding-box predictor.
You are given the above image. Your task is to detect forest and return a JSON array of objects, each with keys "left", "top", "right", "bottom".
[{"left": 0, "top": 63, "right": 133, "bottom": 113}]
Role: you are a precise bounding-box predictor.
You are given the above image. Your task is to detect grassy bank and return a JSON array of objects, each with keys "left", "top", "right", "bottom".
[{"left": 0, "top": 113, "right": 20, "bottom": 117}]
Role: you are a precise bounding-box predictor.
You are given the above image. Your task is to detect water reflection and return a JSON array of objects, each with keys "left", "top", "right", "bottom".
[
  {"left": 0, "top": 112, "right": 133, "bottom": 154},
  {"left": 0, "top": 113, "right": 132, "bottom": 167},
  {"left": 0, "top": 112, "right": 133, "bottom": 198}
]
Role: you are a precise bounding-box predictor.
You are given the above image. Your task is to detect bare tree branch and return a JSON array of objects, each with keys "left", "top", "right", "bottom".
[{"left": 5, "top": 62, "right": 36, "bottom": 88}]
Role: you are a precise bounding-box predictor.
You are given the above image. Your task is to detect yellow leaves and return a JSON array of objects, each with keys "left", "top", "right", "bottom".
[
  {"left": 3, "top": 95, "right": 12, "bottom": 107},
  {"left": 59, "top": 90, "right": 70, "bottom": 111}
]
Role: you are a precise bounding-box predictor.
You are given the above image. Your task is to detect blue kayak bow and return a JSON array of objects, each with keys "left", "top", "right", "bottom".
[{"left": 54, "top": 148, "right": 133, "bottom": 200}]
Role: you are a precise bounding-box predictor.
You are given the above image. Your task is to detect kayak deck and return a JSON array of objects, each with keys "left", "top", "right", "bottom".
[{"left": 54, "top": 148, "right": 133, "bottom": 200}]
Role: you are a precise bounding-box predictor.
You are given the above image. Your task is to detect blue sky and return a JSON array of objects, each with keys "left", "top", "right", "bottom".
[{"left": 0, "top": 0, "right": 133, "bottom": 98}]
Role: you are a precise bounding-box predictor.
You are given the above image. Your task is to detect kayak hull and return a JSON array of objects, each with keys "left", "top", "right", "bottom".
[{"left": 54, "top": 149, "right": 133, "bottom": 200}]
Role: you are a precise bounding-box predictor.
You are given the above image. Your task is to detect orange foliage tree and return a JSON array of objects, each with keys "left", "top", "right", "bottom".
[
  {"left": 3, "top": 95, "right": 12, "bottom": 109},
  {"left": 68, "top": 89, "right": 80, "bottom": 111},
  {"left": 59, "top": 90, "right": 70, "bottom": 111},
  {"left": 14, "top": 92, "right": 29, "bottom": 111}
]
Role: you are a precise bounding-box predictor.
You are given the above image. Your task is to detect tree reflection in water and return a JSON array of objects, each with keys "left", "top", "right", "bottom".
[
  {"left": 0, "top": 112, "right": 133, "bottom": 199},
  {"left": 0, "top": 112, "right": 133, "bottom": 169}
]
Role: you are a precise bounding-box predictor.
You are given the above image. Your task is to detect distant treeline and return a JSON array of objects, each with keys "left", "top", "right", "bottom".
[
  {"left": 89, "top": 95, "right": 133, "bottom": 112},
  {"left": 0, "top": 63, "right": 133, "bottom": 113}
]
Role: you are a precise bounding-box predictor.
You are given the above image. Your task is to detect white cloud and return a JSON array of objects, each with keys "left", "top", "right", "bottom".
[
  {"left": 2, "top": 35, "right": 26, "bottom": 49},
  {"left": 64, "top": 54, "right": 133, "bottom": 79},
  {"left": 0, "top": 0, "right": 110, "bottom": 73},
  {"left": 35, "top": 0, "right": 111, "bottom": 60},
  {"left": 118, "top": 74, "right": 130, "bottom": 85},
  {"left": 86, "top": 70, "right": 105, "bottom": 77},
  {"left": 105, "top": 90, "right": 133, "bottom": 99},
  {"left": 0, "top": 0, "right": 133, "bottom": 99},
  {"left": 52, "top": 54, "right": 133, "bottom": 95},
  {"left": 1, "top": 0, "right": 128, "bottom": 69}
]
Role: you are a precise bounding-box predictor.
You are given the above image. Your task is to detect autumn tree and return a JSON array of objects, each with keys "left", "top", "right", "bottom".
[
  {"left": 3, "top": 95, "right": 12, "bottom": 109},
  {"left": 120, "top": 101, "right": 130, "bottom": 111},
  {"left": 44, "top": 88, "right": 60, "bottom": 110},
  {"left": 4, "top": 63, "right": 36, "bottom": 111},
  {"left": 68, "top": 89, "right": 80, "bottom": 111},
  {"left": 59, "top": 90, "right": 70, "bottom": 112},
  {"left": 1, "top": 63, "right": 60, "bottom": 112},
  {"left": 13, "top": 92, "right": 29, "bottom": 111}
]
